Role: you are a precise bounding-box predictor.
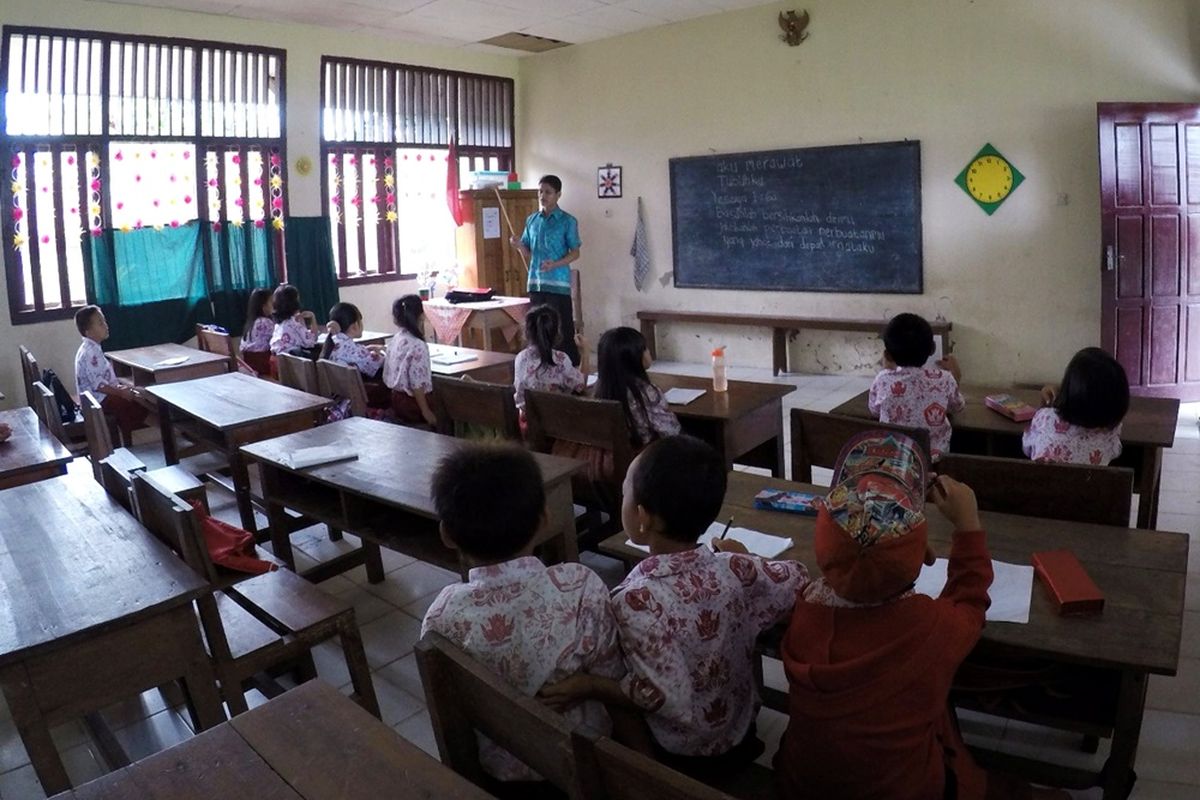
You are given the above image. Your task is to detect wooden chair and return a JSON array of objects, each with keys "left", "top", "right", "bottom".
[
  {"left": 130, "top": 470, "right": 380, "bottom": 719},
  {"left": 790, "top": 409, "right": 932, "bottom": 483},
  {"left": 934, "top": 453, "right": 1134, "bottom": 527},
  {"left": 82, "top": 390, "right": 145, "bottom": 483},
  {"left": 33, "top": 381, "right": 88, "bottom": 456},
  {"left": 524, "top": 389, "right": 635, "bottom": 548},
  {"left": 415, "top": 632, "right": 582, "bottom": 797},
  {"left": 316, "top": 359, "right": 369, "bottom": 417},
  {"left": 195, "top": 323, "right": 243, "bottom": 375},
  {"left": 19, "top": 345, "right": 40, "bottom": 409},
  {"left": 277, "top": 351, "right": 320, "bottom": 394},
  {"left": 430, "top": 375, "right": 521, "bottom": 440},
  {"left": 571, "top": 729, "right": 740, "bottom": 800}
]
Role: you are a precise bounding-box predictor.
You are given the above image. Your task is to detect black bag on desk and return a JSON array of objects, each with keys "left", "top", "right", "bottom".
[
  {"left": 41, "top": 368, "right": 80, "bottom": 424},
  {"left": 445, "top": 289, "right": 496, "bottom": 304}
]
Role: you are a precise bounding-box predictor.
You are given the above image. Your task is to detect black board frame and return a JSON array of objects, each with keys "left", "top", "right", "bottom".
[{"left": 669, "top": 140, "right": 923, "bottom": 294}]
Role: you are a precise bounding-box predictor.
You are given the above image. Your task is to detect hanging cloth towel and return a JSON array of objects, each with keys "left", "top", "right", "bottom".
[{"left": 631, "top": 196, "right": 650, "bottom": 291}]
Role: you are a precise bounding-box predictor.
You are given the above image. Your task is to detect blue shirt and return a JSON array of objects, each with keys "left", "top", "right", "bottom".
[{"left": 521, "top": 207, "right": 581, "bottom": 295}]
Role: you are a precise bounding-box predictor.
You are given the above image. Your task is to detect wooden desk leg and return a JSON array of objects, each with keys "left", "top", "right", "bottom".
[
  {"left": 229, "top": 448, "right": 258, "bottom": 534},
  {"left": 159, "top": 407, "right": 179, "bottom": 465},
  {"left": 641, "top": 319, "right": 657, "bottom": 360},
  {"left": 1102, "top": 670, "right": 1148, "bottom": 800},
  {"left": 365, "top": 542, "right": 385, "bottom": 584},
  {"left": 1136, "top": 446, "right": 1163, "bottom": 530},
  {"left": 261, "top": 466, "right": 297, "bottom": 568},
  {"left": 772, "top": 328, "right": 788, "bottom": 376},
  {"left": 0, "top": 662, "right": 71, "bottom": 795},
  {"left": 482, "top": 320, "right": 493, "bottom": 352}
]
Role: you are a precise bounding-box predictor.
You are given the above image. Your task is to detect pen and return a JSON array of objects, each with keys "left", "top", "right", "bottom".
[{"left": 718, "top": 516, "right": 733, "bottom": 540}]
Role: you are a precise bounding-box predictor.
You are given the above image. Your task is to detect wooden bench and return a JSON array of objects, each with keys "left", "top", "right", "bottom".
[{"left": 637, "top": 310, "right": 952, "bottom": 376}]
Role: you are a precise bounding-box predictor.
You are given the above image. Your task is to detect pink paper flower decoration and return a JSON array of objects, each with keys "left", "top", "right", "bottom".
[
  {"left": 184, "top": 195, "right": 193, "bottom": 204},
  {"left": 254, "top": 219, "right": 265, "bottom": 228},
  {"left": 170, "top": 220, "right": 179, "bottom": 228},
  {"left": 90, "top": 227, "right": 103, "bottom": 237},
  {"left": 40, "top": 235, "right": 50, "bottom": 244},
  {"left": 114, "top": 151, "right": 123, "bottom": 161},
  {"left": 271, "top": 197, "right": 283, "bottom": 209}
]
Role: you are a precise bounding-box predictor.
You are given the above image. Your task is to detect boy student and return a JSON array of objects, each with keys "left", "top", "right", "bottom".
[
  {"left": 73, "top": 305, "right": 148, "bottom": 440},
  {"left": 869, "top": 312, "right": 965, "bottom": 459},
  {"left": 541, "top": 435, "right": 807, "bottom": 778},
  {"left": 775, "top": 432, "right": 1061, "bottom": 800},
  {"left": 509, "top": 175, "right": 583, "bottom": 366},
  {"left": 421, "top": 444, "right": 622, "bottom": 784}
]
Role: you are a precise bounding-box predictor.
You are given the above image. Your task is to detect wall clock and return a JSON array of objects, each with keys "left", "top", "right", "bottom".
[
  {"left": 954, "top": 144, "right": 1023, "bottom": 215},
  {"left": 294, "top": 156, "right": 313, "bottom": 176},
  {"left": 597, "top": 164, "right": 622, "bottom": 198}
]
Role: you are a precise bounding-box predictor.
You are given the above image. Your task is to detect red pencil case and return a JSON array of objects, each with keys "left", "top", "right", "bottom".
[{"left": 1032, "top": 550, "right": 1104, "bottom": 616}]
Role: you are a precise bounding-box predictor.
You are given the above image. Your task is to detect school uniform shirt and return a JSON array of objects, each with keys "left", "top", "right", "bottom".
[
  {"left": 240, "top": 316, "right": 274, "bottom": 353},
  {"left": 422, "top": 557, "right": 623, "bottom": 782},
  {"left": 269, "top": 316, "right": 317, "bottom": 355},
  {"left": 612, "top": 547, "right": 808, "bottom": 757},
  {"left": 513, "top": 346, "right": 585, "bottom": 408},
  {"left": 628, "top": 383, "right": 682, "bottom": 447},
  {"left": 327, "top": 332, "right": 384, "bottom": 378},
  {"left": 1022, "top": 407, "right": 1122, "bottom": 466},
  {"left": 868, "top": 366, "right": 965, "bottom": 458},
  {"left": 521, "top": 207, "right": 581, "bottom": 295},
  {"left": 383, "top": 330, "right": 433, "bottom": 396},
  {"left": 74, "top": 337, "right": 117, "bottom": 401}
]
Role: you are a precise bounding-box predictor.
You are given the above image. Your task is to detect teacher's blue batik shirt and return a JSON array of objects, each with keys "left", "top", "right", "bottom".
[{"left": 521, "top": 207, "right": 581, "bottom": 296}]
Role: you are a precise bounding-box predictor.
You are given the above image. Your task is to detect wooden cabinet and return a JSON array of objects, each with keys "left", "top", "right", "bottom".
[{"left": 454, "top": 189, "right": 538, "bottom": 297}]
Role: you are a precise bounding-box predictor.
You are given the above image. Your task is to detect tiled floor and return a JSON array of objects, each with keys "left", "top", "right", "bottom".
[{"left": 0, "top": 364, "right": 1195, "bottom": 798}]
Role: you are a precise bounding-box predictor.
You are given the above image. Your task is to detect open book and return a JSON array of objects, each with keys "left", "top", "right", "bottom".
[{"left": 626, "top": 521, "right": 793, "bottom": 559}]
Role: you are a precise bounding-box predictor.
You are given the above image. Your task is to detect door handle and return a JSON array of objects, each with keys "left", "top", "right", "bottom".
[{"left": 1105, "top": 245, "right": 1115, "bottom": 272}]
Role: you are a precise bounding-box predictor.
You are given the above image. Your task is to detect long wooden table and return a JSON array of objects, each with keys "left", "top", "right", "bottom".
[
  {"left": 0, "top": 406, "right": 72, "bottom": 489},
  {"left": 240, "top": 418, "right": 585, "bottom": 582},
  {"left": 0, "top": 473, "right": 225, "bottom": 796},
  {"left": 56, "top": 679, "right": 494, "bottom": 799},
  {"left": 831, "top": 385, "right": 1179, "bottom": 529},
  {"left": 429, "top": 343, "right": 516, "bottom": 383},
  {"left": 107, "top": 343, "right": 231, "bottom": 386},
  {"left": 146, "top": 372, "right": 331, "bottom": 533},
  {"left": 601, "top": 471, "right": 1188, "bottom": 800},
  {"left": 650, "top": 372, "right": 795, "bottom": 477}
]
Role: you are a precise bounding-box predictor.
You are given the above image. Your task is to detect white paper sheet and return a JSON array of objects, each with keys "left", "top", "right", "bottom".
[
  {"left": 626, "top": 521, "right": 793, "bottom": 559},
  {"left": 586, "top": 373, "right": 598, "bottom": 388},
  {"left": 154, "top": 356, "right": 189, "bottom": 366},
  {"left": 914, "top": 558, "right": 1034, "bottom": 624},
  {"left": 663, "top": 387, "right": 706, "bottom": 405},
  {"left": 285, "top": 445, "right": 359, "bottom": 470},
  {"left": 431, "top": 352, "right": 478, "bottom": 366},
  {"left": 482, "top": 207, "right": 501, "bottom": 239}
]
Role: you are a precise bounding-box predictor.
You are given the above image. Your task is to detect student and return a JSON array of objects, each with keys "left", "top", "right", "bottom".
[
  {"left": 513, "top": 304, "right": 586, "bottom": 411},
  {"left": 422, "top": 444, "right": 623, "bottom": 785},
  {"left": 541, "top": 435, "right": 808, "bottom": 779},
  {"left": 1023, "top": 347, "right": 1128, "bottom": 465},
  {"left": 268, "top": 283, "right": 318, "bottom": 359},
  {"left": 383, "top": 294, "right": 436, "bottom": 428},
  {"left": 321, "top": 302, "right": 389, "bottom": 408},
  {"left": 869, "top": 312, "right": 964, "bottom": 459},
  {"left": 73, "top": 305, "right": 148, "bottom": 440},
  {"left": 593, "top": 326, "right": 680, "bottom": 448},
  {"left": 239, "top": 287, "right": 274, "bottom": 377},
  {"left": 774, "top": 432, "right": 1061, "bottom": 800}
]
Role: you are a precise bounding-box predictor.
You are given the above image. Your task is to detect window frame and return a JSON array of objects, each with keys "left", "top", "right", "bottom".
[
  {"left": 0, "top": 25, "right": 288, "bottom": 324},
  {"left": 319, "top": 55, "right": 514, "bottom": 286}
]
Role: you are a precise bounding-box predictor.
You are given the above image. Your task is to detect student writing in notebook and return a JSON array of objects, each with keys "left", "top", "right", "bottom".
[{"left": 1023, "top": 347, "right": 1128, "bottom": 465}]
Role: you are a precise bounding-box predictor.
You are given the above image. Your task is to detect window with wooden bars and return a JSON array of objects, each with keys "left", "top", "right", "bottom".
[
  {"left": 320, "top": 56, "right": 514, "bottom": 284},
  {"left": 1, "top": 27, "right": 286, "bottom": 323}
]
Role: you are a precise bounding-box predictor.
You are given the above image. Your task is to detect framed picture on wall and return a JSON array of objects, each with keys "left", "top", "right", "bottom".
[{"left": 597, "top": 165, "right": 622, "bottom": 198}]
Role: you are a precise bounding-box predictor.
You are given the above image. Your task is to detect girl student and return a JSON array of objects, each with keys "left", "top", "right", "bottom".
[
  {"left": 321, "top": 301, "right": 389, "bottom": 408},
  {"left": 593, "top": 326, "right": 680, "bottom": 448},
  {"left": 268, "top": 284, "right": 318, "bottom": 378},
  {"left": 239, "top": 287, "right": 275, "bottom": 377},
  {"left": 513, "top": 304, "right": 587, "bottom": 412},
  {"left": 383, "top": 294, "right": 437, "bottom": 428},
  {"left": 1023, "top": 347, "right": 1129, "bottom": 465}
]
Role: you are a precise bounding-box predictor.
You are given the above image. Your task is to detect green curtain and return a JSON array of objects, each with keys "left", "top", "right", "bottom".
[
  {"left": 207, "top": 222, "right": 280, "bottom": 336},
  {"left": 89, "top": 222, "right": 209, "bottom": 350},
  {"left": 283, "top": 216, "right": 340, "bottom": 325}
]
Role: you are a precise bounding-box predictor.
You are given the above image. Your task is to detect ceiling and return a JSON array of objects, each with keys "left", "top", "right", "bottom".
[{"left": 92, "top": 0, "right": 771, "bottom": 53}]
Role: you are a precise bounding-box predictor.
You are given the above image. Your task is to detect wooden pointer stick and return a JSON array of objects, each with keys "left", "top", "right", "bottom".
[{"left": 493, "top": 186, "right": 530, "bottom": 274}]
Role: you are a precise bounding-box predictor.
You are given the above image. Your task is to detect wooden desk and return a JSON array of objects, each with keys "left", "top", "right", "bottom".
[
  {"left": 146, "top": 373, "right": 331, "bottom": 532},
  {"left": 601, "top": 470, "right": 1188, "bottom": 800},
  {"left": 429, "top": 343, "right": 516, "bottom": 384},
  {"left": 316, "top": 329, "right": 391, "bottom": 348},
  {"left": 0, "top": 473, "right": 224, "bottom": 796},
  {"left": 59, "top": 680, "right": 494, "bottom": 799},
  {"left": 107, "top": 343, "right": 231, "bottom": 386},
  {"left": 831, "top": 385, "right": 1179, "bottom": 529},
  {"left": 241, "top": 418, "right": 583, "bottom": 582},
  {"left": 0, "top": 407, "right": 72, "bottom": 489},
  {"left": 424, "top": 296, "right": 530, "bottom": 352},
  {"left": 637, "top": 310, "right": 953, "bottom": 376},
  {"left": 649, "top": 372, "right": 795, "bottom": 478}
]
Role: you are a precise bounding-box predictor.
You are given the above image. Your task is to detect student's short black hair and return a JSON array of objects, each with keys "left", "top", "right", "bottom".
[
  {"left": 539, "top": 174, "right": 562, "bottom": 193},
  {"left": 272, "top": 284, "right": 301, "bottom": 323},
  {"left": 882, "top": 313, "right": 935, "bottom": 367},
  {"left": 1055, "top": 347, "right": 1130, "bottom": 430},
  {"left": 432, "top": 444, "right": 546, "bottom": 561},
  {"left": 75, "top": 305, "right": 102, "bottom": 335},
  {"left": 631, "top": 435, "right": 727, "bottom": 543}
]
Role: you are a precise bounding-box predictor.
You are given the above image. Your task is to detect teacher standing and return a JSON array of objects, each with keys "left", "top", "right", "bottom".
[{"left": 509, "top": 174, "right": 583, "bottom": 365}]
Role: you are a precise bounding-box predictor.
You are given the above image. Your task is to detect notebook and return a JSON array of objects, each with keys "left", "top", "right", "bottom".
[
  {"left": 285, "top": 445, "right": 359, "bottom": 470},
  {"left": 431, "top": 352, "right": 478, "bottom": 366},
  {"left": 625, "top": 521, "right": 793, "bottom": 559},
  {"left": 914, "top": 558, "right": 1034, "bottom": 623},
  {"left": 663, "top": 387, "right": 706, "bottom": 405}
]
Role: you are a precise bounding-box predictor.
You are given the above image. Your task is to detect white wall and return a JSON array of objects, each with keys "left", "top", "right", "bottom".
[
  {"left": 518, "top": 0, "right": 1200, "bottom": 382},
  {"left": 0, "top": 0, "right": 518, "bottom": 408}
]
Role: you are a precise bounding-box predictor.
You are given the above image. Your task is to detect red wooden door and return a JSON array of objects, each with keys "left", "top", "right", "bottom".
[{"left": 1099, "top": 103, "right": 1200, "bottom": 399}]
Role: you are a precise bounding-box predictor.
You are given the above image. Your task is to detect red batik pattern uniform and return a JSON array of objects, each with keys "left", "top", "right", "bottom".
[
  {"left": 1022, "top": 407, "right": 1122, "bottom": 465},
  {"left": 868, "top": 366, "right": 965, "bottom": 458},
  {"left": 327, "top": 332, "right": 384, "bottom": 377},
  {"left": 627, "top": 383, "right": 682, "bottom": 447},
  {"left": 383, "top": 330, "right": 433, "bottom": 395},
  {"left": 269, "top": 315, "right": 317, "bottom": 355},
  {"left": 422, "top": 557, "right": 623, "bottom": 781},
  {"left": 241, "top": 316, "right": 274, "bottom": 353},
  {"left": 74, "top": 337, "right": 118, "bottom": 401},
  {"left": 513, "top": 346, "right": 585, "bottom": 409},
  {"left": 612, "top": 547, "right": 807, "bottom": 756}
]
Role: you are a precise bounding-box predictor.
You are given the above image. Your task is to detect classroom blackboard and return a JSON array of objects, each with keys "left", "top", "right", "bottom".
[{"left": 669, "top": 140, "right": 922, "bottom": 293}]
